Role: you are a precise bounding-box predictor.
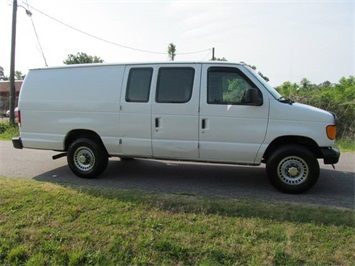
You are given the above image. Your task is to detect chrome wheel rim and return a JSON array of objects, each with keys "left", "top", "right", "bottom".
[
  {"left": 73, "top": 147, "right": 95, "bottom": 172},
  {"left": 277, "top": 156, "right": 309, "bottom": 185}
]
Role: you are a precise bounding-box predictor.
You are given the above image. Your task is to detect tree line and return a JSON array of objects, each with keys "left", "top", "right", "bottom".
[
  {"left": 276, "top": 77, "right": 355, "bottom": 140},
  {"left": 0, "top": 66, "right": 25, "bottom": 80}
]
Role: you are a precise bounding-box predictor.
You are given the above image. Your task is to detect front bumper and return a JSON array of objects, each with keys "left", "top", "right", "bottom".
[
  {"left": 12, "top": 137, "right": 23, "bottom": 149},
  {"left": 320, "top": 146, "right": 340, "bottom": 164}
]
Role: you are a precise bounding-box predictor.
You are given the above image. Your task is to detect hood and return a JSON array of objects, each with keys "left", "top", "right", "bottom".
[{"left": 270, "top": 100, "right": 334, "bottom": 123}]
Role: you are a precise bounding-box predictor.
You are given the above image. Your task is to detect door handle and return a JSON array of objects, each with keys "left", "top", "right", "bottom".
[
  {"left": 202, "top": 118, "right": 207, "bottom": 129},
  {"left": 155, "top": 118, "right": 160, "bottom": 128}
]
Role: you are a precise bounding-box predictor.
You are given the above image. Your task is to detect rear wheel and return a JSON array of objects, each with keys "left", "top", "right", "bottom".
[
  {"left": 67, "top": 138, "right": 108, "bottom": 178},
  {"left": 266, "top": 145, "right": 319, "bottom": 193}
]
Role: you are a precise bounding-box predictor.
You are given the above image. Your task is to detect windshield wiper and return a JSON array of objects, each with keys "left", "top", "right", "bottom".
[{"left": 278, "top": 96, "right": 294, "bottom": 105}]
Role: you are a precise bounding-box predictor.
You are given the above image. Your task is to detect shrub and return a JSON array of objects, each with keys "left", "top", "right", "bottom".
[
  {"left": 0, "top": 122, "right": 19, "bottom": 140},
  {"left": 276, "top": 76, "right": 355, "bottom": 140}
]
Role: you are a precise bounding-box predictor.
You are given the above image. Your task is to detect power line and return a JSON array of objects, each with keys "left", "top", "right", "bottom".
[
  {"left": 25, "top": 3, "right": 211, "bottom": 56},
  {"left": 201, "top": 49, "right": 212, "bottom": 61},
  {"left": 25, "top": 0, "right": 48, "bottom": 66}
]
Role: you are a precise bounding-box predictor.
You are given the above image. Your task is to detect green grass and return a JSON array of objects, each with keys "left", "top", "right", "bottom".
[
  {"left": 0, "top": 177, "right": 354, "bottom": 265},
  {"left": 336, "top": 138, "right": 355, "bottom": 152},
  {"left": 0, "top": 121, "right": 19, "bottom": 140}
]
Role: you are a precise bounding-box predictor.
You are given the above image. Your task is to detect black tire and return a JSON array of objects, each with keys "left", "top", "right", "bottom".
[
  {"left": 67, "top": 138, "right": 108, "bottom": 178},
  {"left": 266, "top": 145, "right": 319, "bottom": 194}
]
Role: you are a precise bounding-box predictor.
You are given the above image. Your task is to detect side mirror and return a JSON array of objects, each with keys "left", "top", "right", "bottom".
[{"left": 244, "top": 88, "right": 263, "bottom": 106}]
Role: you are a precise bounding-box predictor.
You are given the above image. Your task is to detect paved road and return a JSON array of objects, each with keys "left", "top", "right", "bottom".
[{"left": 0, "top": 141, "right": 354, "bottom": 209}]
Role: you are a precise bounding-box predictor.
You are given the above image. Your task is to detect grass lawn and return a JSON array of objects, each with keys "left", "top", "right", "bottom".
[
  {"left": 0, "top": 177, "right": 354, "bottom": 265},
  {"left": 336, "top": 138, "right": 355, "bottom": 152}
]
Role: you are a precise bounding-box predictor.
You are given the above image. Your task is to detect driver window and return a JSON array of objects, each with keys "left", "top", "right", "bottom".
[{"left": 208, "top": 67, "right": 262, "bottom": 105}]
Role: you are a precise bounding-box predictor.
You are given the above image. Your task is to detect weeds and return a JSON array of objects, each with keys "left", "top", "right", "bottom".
[{"left": 0, "top": 121, "right": 19, "bottom": 140}]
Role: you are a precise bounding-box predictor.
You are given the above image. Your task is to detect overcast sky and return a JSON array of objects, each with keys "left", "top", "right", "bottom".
[{"left": 0, "top": 0, "right": 354, "bottom": 86}]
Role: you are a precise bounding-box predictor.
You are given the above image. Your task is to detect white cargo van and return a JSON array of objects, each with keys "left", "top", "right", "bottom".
[{"left": 12, "top": 62, "right": 339, "bottom": 193}]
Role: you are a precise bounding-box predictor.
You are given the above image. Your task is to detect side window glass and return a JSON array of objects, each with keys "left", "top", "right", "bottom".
[
  {"left": 156, "top": 68, "right": 195, "bottom": 103},
  {"left": 126, "top": 68, "right": 153, "bottom": 102},
  {"left": 208, "top": 67, "right": 262, "bottom": 105}
]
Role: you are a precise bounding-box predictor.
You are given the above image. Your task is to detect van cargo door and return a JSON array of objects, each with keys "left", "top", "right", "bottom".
[
  {"left": 152, "top": 64, "right": 201, "bottom": 159},
  {"left": 119, "top": 66, "right": 154, "bottom": 156}
]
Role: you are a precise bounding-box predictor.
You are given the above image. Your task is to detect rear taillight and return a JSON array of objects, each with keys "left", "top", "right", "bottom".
[{"left": 18, "top": 110, "right": 21, "bottom": 126}]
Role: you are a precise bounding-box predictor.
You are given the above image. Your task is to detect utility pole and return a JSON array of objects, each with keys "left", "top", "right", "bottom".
[
  {"left": 211, "top": 47, "right": 215, "bottom": 61},
  {"left": 9, "top": 0, "right": 18, "bottom": 125}
]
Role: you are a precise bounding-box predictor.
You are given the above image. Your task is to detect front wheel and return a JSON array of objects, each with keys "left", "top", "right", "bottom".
[
  {"left": 67, "top": 138, "right": 108, "bottom": 178},
  {"left": 266, "top": 145, "right": 319, "bottom": 194}
]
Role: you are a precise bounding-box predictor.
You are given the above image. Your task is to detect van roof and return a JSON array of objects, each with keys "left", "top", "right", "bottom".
[{"left": 30, "top": 61, "right": 243, "bottom": 71}]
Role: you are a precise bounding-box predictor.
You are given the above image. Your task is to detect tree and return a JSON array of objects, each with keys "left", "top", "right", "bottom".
[
  {"left": 167, "top": 43, "right": 176, "bottom": 61},
  {"left": 275, "top": 76, "right": 355, "bottom": 139},
  {"left": 63, "top": 52, "right": 104, "bottom": 65},
  {"left": 258, "top": 71, "right": 269, "bottom": 82},
  {"left": 0, "top": 67, "right": 21, "bottom": 81},
  {"left": 0, "top": 66, "right": 9, "bottom": 80},
  {"left": 300, "top": 78, "right": 314, "bottom": 90},
  {"left": 240, "top": 62, "right": 256, "bottom": 70},
  {"left": 240, "top": 62, "right": 269, "bottom": 82},
  {"left": 0, "top": 66, "right": 5, "bottom": 79},
  {"left": 275, "top": 81, "right": 299, "bottom": 98},
  {"left": 212, "top": 57, "right": 227, "bottom": 61},
  {"left": 318, "top": 80, "right": 332, "bottom": 88},
  {"left": 15, "top": 71, "right": 25, "bottom": 80}
]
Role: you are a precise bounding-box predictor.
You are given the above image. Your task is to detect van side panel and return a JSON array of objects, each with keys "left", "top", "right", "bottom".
[
  {"left": 151, "top": 64, "right": 201, "bottom": 159},
  {"left": 118, "top": 66, "right": 154, "bottom": 157},
  {"left": 19, "top": 66, "right": 124, "bottom": 152}
]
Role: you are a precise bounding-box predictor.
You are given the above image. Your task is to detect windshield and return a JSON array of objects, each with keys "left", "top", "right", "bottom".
[{"left": 244, "top": 66, "right": 282, "bottom": 100}]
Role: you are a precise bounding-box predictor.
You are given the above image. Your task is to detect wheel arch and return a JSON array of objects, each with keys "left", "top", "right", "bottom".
[
  {"left": 64, "top": 129, "right": 108, "bottom": 155},
  {"left": 262, "top": 136, "right": 322, "bottom": 163}
]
